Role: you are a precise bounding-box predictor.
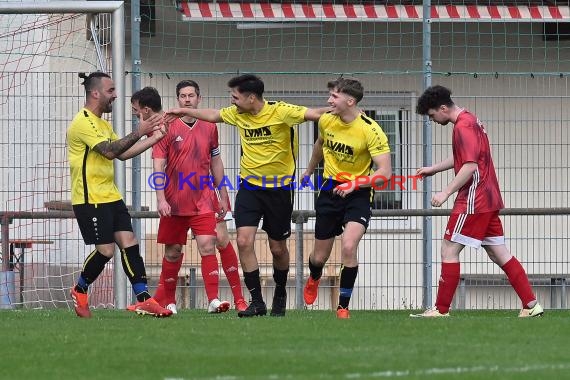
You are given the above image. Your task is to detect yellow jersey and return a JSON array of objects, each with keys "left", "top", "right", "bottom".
[
  {"left": 67, "top": 108, "right": 122, "bottom": 205},
  {"left": 220, "top": 101, "right": 307, "bottom": 187},
  {"left": 319, "top": 112, "right": 390, "bottom": 181}
]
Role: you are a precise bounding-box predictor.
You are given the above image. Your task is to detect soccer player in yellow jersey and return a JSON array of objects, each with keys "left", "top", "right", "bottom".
[
  {"left": 165, "top": 74, "right": 328, "bottom": 317},
  {"left": 67, "top": 72, "right": 172, "bottom": 318},
  {"left": 301, "top": 78, "right": 392, "bottom": 318}
]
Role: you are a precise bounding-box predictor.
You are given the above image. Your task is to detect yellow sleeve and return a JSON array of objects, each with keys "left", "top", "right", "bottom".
[
  {"left": 367, "top": 121, "right": 391, "bottom": 157},
  {"left": 276, "top": 101, "right": 308, "bottom": 126},
  {"left": 219, "top": 105, "right": 239, "bottom": 126}
]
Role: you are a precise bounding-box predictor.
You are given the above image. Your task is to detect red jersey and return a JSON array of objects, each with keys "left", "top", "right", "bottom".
[
  {"left": 452, "top": 110, "right": 504, "bottom": 214},
  {"left": 152, "top": 118, "right": 219, "bottom": 216}
]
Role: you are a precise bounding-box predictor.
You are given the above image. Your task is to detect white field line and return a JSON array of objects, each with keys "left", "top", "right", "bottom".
[
  {"left": 347, "top": 363, "right": 570, "bottom": 378},
  {"left": 167, "top": 362, "right": 570, "bottom": 380}
]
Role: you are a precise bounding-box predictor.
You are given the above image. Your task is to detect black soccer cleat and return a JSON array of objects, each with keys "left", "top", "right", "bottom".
[
  {"left": 270, "top": 293, "right": 287, "bottom": 317},
  {"left": 237, "top": 299, "right": 267, "bottom": 318}
]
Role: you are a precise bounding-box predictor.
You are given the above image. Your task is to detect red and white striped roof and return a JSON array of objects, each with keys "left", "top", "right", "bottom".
[{"left": 177, "top": 2, "right": 570, "bottom": 22}]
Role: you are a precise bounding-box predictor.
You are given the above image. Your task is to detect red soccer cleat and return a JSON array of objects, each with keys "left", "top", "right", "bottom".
[
  {"left": 303, "top": 277, "right": 321, "bottom": 305},
  {"left": 208, "top": 299, "right": 231, "bottom": 314},
  {"left": 235, "top": 298, "right": 248, "bottom": 312},
  {"left": 130, "top": 298, "right": 173, "bottom": 318},
  {"left": 336, "top": 307, "right": 350, "bottom": 319},
  {"left": 71, "top": 288, "right": 92, "bottom": 318}
]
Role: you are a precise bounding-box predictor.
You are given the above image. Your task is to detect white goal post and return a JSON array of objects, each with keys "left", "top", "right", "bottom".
[{"left": 0, "top": 1, "right": 128, "bottom": 309}]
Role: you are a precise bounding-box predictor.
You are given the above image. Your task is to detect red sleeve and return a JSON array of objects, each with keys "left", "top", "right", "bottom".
[{"left": 454, "top": 119, "right": 480, "bottom": 164}]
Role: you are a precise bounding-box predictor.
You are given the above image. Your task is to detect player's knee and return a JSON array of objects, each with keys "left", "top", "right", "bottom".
[
  {"left": 440, "top": 243, "right": 460, "bottom": 261},
  {"left": 197, "top": 236, "right": 217, "bottom": 255},
  {"left": 236, "top": 235, "right": 253, "bottom": 251},
  {"left": 115, "top": 231, "right": 138, "bottom": 249},
  {"left": 164, "top": 245, "right": 183, "bottom": 261},
  {"left": 199, "top": 246, "right": 216, "bottom": 256},
  {"left": 96, "top": 244, "right": 115, "bottom": 257},
  {"left": 310, "top": 254, "right": 327, "bottom": 268},
  {"left": 341, "top": 241, "right": 359, "bottom": 256},
  {"left": 269, "top": 242, "right": 289, "bottom": 258},
  {"left": 216, "top": 238, "right": 230, "bottom": 249},
  {"left": 485, "top": 245, "right": 511, "bottom": 266},
  {"left": 216, "top": 235, "right": 230, "bottom": 249}
]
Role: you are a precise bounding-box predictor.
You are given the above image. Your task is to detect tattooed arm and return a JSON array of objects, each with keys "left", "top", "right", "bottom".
[
  {"left": 92, "top": 113, "right": 163, "bottom": 160},
  {"left": 93, "top": 132, "right": 141, "bottom": 160},
  {"left": 118, "top": 126, "right": 166, "bottom": 160}
]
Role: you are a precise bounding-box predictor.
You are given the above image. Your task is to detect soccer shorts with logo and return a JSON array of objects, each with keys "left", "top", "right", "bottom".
[
  {"left": 73, "top": 200, "right": 133, "bottom": 245},
  {"left": 444, "top": 211, "right": 505, "bottom": 249}
]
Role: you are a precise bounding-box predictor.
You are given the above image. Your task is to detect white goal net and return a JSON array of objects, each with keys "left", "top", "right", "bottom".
[{"left": 0, "top": 1, "right": 125, "bottom": 309}]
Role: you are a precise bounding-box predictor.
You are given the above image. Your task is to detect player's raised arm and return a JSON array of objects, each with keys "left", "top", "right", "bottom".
[
  {"left": 164, "top": 107, "right": 222, "bottom": 124},
  {"left": 304, "top": 106, "right": 331, "bottom": 122},
  {"left": 93, "top": 113, "right": 163, "bottom": 160}
]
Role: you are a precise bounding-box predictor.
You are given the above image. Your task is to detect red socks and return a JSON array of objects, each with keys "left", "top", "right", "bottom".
[
  {"left": 154, "top": 255, "right": 183, "bottom": 306},
  {"left": 201, "top": 254, "right": 220, "bottom": 302},
  {"left": 502, "top": 257, "right": 536, "bottom": 308},
  {"left": 435, "top": 262, "right": 460, "bottom": 314},
  {"left": 218, "top": 243, "right": 244, "bottom": 302}
]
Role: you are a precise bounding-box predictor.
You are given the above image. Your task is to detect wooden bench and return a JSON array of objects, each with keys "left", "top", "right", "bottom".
[
  {"left": 143, "top": 230, "right": 342, "bottom": 309},
  {"left": 455, "top": 273, "right": 568, "bottom": 310}
]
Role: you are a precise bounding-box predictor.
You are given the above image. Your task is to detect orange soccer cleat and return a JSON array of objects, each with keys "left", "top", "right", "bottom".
[
  {"left": 71, "top": 288, "right": 92, "bottom": 318},
  {"left": 303, "top": 277, "right": 321, "bottom": 305},
  {"left": 336, "top": 307, "right": 350, "bottom": 319},
  {"left": 235, "top": 298, "right": 249, "bottom": 312},
  {"left": 129, "top": 298, "right": 173, "bottom": 318}
]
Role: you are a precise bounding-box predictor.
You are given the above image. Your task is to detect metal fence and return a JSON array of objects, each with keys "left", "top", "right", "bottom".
[{"left": 1, "top": 207, "right": 569, "bottom": 310}]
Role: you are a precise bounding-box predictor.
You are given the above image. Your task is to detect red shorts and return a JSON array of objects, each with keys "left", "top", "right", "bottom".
[
  {"left": 444, "top": 211, "right": 505, "bottom": 249},
  {"left": 157, "top": 213, "right": 217, "bottom": 245}
]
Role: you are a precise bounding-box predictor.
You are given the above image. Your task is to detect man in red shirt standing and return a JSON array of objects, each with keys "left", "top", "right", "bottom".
[
  {"left": 138, "top": 82, "right": 247, "bottom": 314},
  {"left": 412, "top": 85, "right": 543, "bottom": 318}
]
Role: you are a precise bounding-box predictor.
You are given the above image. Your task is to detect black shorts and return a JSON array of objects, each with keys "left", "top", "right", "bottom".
[
  {"left": 315, "top": 180, "right": 372, "bottom": 240},
  {"left": 73, "top": 200, "right": 133, "bottom": 245},
  {"left": 234, "top": 181, "right": 294, "bottom": 241}
]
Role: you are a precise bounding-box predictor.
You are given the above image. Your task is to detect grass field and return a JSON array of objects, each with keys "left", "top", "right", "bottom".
[{"left": 1, "top": 309, "right": 569, "bottom": 379}]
